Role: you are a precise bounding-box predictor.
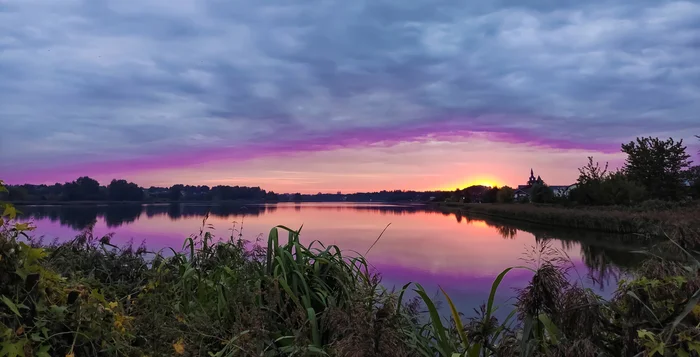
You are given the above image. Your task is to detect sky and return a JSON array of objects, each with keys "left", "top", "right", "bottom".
[{"left": 1, "top": 0, "right": 699, "bottom": 193}]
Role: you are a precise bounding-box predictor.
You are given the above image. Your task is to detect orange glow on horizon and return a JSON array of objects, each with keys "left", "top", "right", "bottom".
[{"left": 440, "top": 175, "right": 504, "bottom": 191}]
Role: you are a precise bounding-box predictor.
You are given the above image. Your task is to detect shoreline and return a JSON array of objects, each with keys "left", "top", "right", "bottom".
[
  {"left": 10, "top": 200, "right": 427, "bottom": 206},
  {"left": 434, "top": 202, "right": 700, "bottom": 241}
]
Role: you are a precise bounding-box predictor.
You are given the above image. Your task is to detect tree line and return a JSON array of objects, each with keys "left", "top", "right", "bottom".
[
  {"left": 1, "top": 178, "right": 278, "bottom": 202},
  {"left": 2, "top": 179, "right": 451, "bottom": 203},
  {"left": 447, "top": 136, "right": 700, "bottom": 205}
]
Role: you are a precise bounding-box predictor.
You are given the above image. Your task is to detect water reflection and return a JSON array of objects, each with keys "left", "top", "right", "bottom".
[
  {"left": 18, "top": 203, "right": 432, "bottom": 230},
  {"left": 17, "top": 203, "right": 648, "bottom": 284}
]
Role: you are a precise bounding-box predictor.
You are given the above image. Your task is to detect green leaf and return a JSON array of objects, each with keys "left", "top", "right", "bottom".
[
  {"left": 688, "top": 341, "right": 700, "bottom": 354},
  {"left": 36, "top": 345, "right": 51, "bottom": 357},
  {"left": 521, "top": 315, "right": 533, "bottom": 357},
  {"left": 12, "top": 223, "right": 33, "bottom": 232},
  {"left": 440, "top": 286, "right": 469, "bottom": 350},
  {"left": 676, "top": 348, "right": 690, "bottom": 357},
  {"left": 485, "top": 266, "right": 530, "bottom": 323},
  {"left": 668, "top": 288, "right": 700, "bottom": 335},
  {"left": 538, "top": 313, "right": 562, "bottom": 345},
  {"left": 638, "top": 329, "right": 655, "bottom": 340},
  {"left": 395, "top": 282, "right": 413, "bottom": 316},
  {"left": 650, "top": 342, "right": 665, "bottom": 356},
  {"left": 307, "top": 308, "right": 321, "bottom": 348},
  {"left": 0, "top": 339, "right": 26, "bottom": 357},
  {"left": 2, "top": 205, "right": 17, "bottom": 219},
  {"left": 0, "top": 296, "right": 21, "bottom": 317},
  {"left": 414, "top": 284, "right": 453, "bottom": 356}
]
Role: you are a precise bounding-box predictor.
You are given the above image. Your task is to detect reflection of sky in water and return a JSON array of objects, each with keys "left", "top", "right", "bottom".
[{"left": 20, "top": 203, "right": 634, "bottom": 320}]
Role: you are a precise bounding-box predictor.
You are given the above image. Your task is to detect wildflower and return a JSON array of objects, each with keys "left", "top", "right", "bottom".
[
  {"left": 108, "top": 301, "right": 118, "bottom": 310},
  {"left": 173, "top": 338, "right": 186, "bottom": 355}
]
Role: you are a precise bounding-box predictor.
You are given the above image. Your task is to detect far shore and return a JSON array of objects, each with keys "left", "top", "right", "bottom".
[
  {"left": 11, "top": 199, "right": 273, "bottom": 205},
  {"left": 434, "top": 201, "right": 700, "bottom": 246},
  {"left": 10, "top": 199, "right": 429, "bottom": 206}
]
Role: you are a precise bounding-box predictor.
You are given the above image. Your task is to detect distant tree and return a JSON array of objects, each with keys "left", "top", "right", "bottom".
[
  {"left": 530, "top": 183, "right": 554, "bottom": 203},
  {"left": 622, "top": 137, "right": 692, "bottom": 200},
  {"left": 169, "top": 184, "right": 184, "bottom": 201},
  {"left": 108, "top": 179, "right": 143, "bottom": 201},
  {"left": 62, "top": 176, "right": 103, "bottom": 201},
  {"left": 293, "top": 193, "right": 302, "bottom": 202},
  {"left": 483, "top": 186, "right": 499, "bottom": 203},
  {"left": 7, "top": 186, "right": 29, "bottom": 201},
  {"left": 265, "top": 191, "right": 280, "bottom": 202},
  {"left": 497, "top": 186, "right": 515, "bottom": 203}
]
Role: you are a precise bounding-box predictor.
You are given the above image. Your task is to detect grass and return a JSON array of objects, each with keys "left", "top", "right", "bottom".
[{"left": 2, "top": 195, "right": 700, "bottom": 356}]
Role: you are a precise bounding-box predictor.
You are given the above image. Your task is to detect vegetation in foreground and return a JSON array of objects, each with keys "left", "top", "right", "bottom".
[{"left": 2, "top": 193, "right": 700, "bottom": 356}]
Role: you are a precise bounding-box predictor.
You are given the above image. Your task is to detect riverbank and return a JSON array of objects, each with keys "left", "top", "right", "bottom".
[{"left": 436, "top": 202, "right": 700, "bottom": 243}]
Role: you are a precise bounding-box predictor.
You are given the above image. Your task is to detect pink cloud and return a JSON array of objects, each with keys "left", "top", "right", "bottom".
[{"left": 5, "top": 120, "right": 621, "bottom": 185}]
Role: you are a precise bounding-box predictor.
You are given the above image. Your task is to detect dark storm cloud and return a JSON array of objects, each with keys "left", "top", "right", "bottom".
[{"left": 1, "top": 0, "right": 699, "bottom": 177}]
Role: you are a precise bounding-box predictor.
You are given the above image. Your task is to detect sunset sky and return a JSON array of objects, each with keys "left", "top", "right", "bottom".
[{"left": 1, "top": 0, "right": 699, "bottom": 193}]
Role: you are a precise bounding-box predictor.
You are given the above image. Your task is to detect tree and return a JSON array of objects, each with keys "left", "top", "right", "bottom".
[
  {"left": 578, "top": 157, "right": 608, "bottom": 185},
  {"left": 7, "top": 186, "right": 29, "bottom": 201},
  {"left": 63, "top": 176, "right": 103, "bottom": 201},
  {"left": 108, "top": 179, "right": 143, "bottom": 201},
  {"left": 572, "top": 157, "right": 647, "bottom": 205},
  {"left": 530, "top": 183, "right": 554, "bottom": 203},
  {"left": 169, "top": 185, "right": 184, "bottom": 201},
  {"left": 621, "top": 137, "right": 692, "bottom": 200},
  {"left": 497, "top": 186, "right": 515, "bottom": 203},
  {"left": 483, "top": 186, "right": 499, "bottom": 203}
]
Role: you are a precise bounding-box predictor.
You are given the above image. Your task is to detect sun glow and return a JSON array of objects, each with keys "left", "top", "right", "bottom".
[{"left": 441, "top": 176, "right": 503, "bottom": 190}]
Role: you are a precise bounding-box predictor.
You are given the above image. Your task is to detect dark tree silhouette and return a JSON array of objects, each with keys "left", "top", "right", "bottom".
[
  {"left": 621, "top": 137, "right": 692, "bottom": 200},
  {"left": 107, "top": 179, "right": 143, "bottom": 201}
]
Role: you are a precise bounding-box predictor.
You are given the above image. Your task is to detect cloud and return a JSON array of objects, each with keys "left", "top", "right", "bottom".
[{"left": 1, "top": 0, "right": 699, "bottom": 182}]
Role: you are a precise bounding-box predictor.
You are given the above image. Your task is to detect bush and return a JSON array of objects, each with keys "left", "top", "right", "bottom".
[
  {"left": 496, "top": 186, "right": 514, "bottom": 203},
  {"left": 530, "top": 184, "right": 554, "bottom": 203}
]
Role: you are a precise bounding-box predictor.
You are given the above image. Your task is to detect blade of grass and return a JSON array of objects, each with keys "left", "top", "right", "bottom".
[
  {"left": 414, "top": 283, "right": 453, "bottom": 356},
  {"left": 365, "top": 223, "right": 391, "bottom": 256},
  {"left": 440, "top": 286, "right": 469, "bottom": 350}
]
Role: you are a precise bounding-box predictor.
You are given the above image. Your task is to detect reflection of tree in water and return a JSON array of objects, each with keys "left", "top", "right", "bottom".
[
  {"left": 18, "top": 203, "right": 432, "bottom": 230},
  {"left": 496, "top": 225, "right": 518, "bottom": 239},
  {"left": 442, "top": 209, "right": 652, "bottom": 286},
  {"left": 104, "top": 205, "right": 143, "bottom": 227},
  {"left": 18, "top": 205, "right": 98, "bottom": 230}
]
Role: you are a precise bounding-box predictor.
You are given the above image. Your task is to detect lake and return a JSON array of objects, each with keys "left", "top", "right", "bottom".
[{"left": 16, "top": 202, "right": 646, "bottom": 319}]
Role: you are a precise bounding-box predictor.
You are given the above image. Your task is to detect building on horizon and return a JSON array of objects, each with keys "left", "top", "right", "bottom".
[{"left": 513, "top": 169, "right": 576, "bottom": 201}]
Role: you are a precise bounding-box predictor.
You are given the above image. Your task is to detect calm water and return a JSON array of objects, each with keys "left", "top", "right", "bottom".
[{"left": 17, "top": 202, "right": 646, "bottom": 318}]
